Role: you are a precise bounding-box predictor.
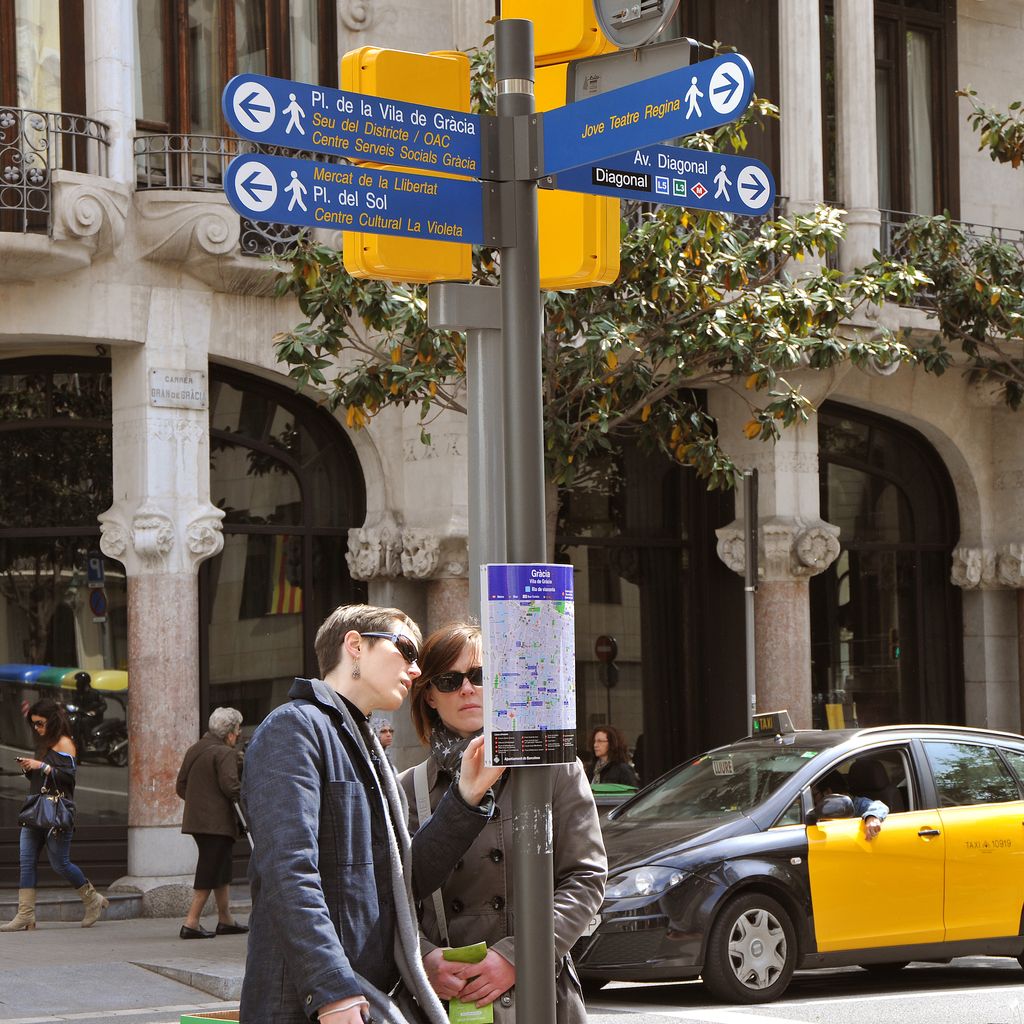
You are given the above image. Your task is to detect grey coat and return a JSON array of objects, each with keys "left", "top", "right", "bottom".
[
  {"left": 240, "top": 678, "right": 493, "bottom": 1024},
  {"left": 176, "top": 732, "right": 241, "bottom": 838},
  {"left": 399, "top": 756, "right": 607, "bottom": 1024}
]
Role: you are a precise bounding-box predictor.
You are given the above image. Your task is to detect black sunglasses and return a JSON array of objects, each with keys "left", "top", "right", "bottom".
[
  {"left": 431, "top": 666, "right": 484, "bottom": 693},
  {"left": 360, "top": 632, "right": 419, "bottom": 665}
]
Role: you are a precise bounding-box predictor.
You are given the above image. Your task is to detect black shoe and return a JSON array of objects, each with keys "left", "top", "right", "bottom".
[
  {"left": 215, "top": 921, "right": 249, "bottom": 935},
  {"left": 179, "top": 924, "right": 216, "bottom": 939}
]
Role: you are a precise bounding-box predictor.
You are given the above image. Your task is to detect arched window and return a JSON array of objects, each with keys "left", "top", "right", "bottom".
[
  {"left": 811, "top": 402, "right": 963, "bottom": 726},
  {"left": 201, "top": 367, "right": 366, "bottom": 727}
]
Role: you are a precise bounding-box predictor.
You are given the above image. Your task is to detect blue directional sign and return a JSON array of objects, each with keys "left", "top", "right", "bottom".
[
  {"left": 223, "top": 153, "right": 484, "bottom": 243},
  {"left": 222, "top": 74, "right": 482, "bottom": 177},
  {"left": 550, "top": 145, "right": 776, "bottom": 216},
  {"left": 541, "top": 52, "right": 754, "bottom": 176}
]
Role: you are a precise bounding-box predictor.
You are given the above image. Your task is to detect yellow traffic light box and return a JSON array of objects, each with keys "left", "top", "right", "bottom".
[
  {"left": 341, "top": 47, "right": 473, "bottom": 284},
  {"left": 502, "top": 0, "right": 617, "bottom": 65},
  {"left": 536, "top": 64, "right": 620, "bottom": 290}
]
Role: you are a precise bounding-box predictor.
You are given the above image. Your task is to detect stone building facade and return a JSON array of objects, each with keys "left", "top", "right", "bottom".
[{"left": 0, "top": 0, "right": 1021, "bottom": 897}]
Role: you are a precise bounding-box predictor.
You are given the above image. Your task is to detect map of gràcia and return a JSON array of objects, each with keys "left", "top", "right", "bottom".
[{"left": 481, "top": 563, "right": 578, "bottom": 767}]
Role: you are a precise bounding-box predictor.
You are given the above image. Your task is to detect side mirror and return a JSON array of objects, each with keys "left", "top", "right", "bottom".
[{"left": 806, "top": 794, "right": 855, "bottom": 826}]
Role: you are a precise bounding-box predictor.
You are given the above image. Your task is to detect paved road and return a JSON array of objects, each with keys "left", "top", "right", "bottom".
[
  {"left": 589, "top": 958, "right": 1023, "bottom": 1023},
  {"left": 0, "top": 914, "right": 1020, "bottom": 1024}
]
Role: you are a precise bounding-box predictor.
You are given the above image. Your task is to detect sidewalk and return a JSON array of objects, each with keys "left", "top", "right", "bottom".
[{"left": 0, "top": 906, "right": 730, "bottom": 1024}]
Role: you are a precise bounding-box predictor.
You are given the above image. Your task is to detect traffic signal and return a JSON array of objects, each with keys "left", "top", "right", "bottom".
[
  {"left": 502, "top": 0, "right": 616, "bottom": 65},
  {"left": 341, "top": 47, "right": 472, "bottom": 284},
  {"left": 536, "top": 63, "right": 620, "bottom": 290},
  {"left": 888, "top": 628, "right": 901, "bottom": 661},
  {"left": 504, "top": 1, "right": 621, "bottom": 289}
]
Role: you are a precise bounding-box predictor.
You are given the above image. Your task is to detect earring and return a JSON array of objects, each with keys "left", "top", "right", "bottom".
[{"left": 351, "top": 659, "right": 361, "bottom": 679}]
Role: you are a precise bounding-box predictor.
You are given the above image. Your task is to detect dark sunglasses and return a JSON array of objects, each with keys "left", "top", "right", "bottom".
[
  {"left": 431, "top": 666, "right": 484, "bottom": 693},
  {"left": 30, "top": 719, "right": 47, "bottom": 729},
  {"left": 360, "top": 631, "right": 419, "bottom": 665}
]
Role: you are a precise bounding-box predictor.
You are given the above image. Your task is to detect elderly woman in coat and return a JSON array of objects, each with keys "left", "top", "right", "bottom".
[
  {"left": 176, "top": 706, "right": 248, "bottom": 939},
  {"left": 399, "top": 622, "right": 607, "bottom": 1023}
]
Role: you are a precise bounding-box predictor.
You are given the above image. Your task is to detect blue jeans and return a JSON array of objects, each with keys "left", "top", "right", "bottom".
[{"left": 19, "top": 826, "right": 87, "bottom": 889}]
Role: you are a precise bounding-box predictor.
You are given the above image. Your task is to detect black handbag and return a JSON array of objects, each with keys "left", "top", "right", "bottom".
[{"left": 18, "top": 773, "right": 75, "bottom": 835}]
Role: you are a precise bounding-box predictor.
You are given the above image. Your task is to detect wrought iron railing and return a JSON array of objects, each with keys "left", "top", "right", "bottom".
[
  {"left": 134, "top": 133, "right": 340, "bottom": 256},
  {"left": 880, "top": 209, "right": 1024, "bottom": 309},
  {"left": 0, "top": 108, "right": 110, "bottom": 233}
]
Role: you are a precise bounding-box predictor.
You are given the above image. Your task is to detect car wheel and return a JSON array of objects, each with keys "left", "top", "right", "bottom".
[
  {"left": 859, "top": 961, "right": 909, "bottom": 975},
  {"left": 702, "top": 892, "right": 797, "bottom": 1004}
]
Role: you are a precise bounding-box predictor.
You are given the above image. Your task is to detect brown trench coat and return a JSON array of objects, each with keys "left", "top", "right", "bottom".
[
  {"left": 176, "top": 732, "right": 241, "bottom": 838},
  {"left": 399, "top": 756, "right": 607, "bottom": 1024}
]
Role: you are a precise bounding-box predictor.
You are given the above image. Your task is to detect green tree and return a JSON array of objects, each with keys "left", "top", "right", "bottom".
[
  {"left": 958, "top": 88, "right": 1024, "bottom": 168},
  {"left": 271, "top": 46, "right": 931, "bottom": 490}
]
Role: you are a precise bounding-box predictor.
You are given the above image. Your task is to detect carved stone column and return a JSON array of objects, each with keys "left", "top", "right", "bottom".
[
  {"left": 779, "top": 0, "right": 824, "bottom": 216},
  {"left": 710, "top": 389, "right": 839, "bottom": 728},
  {"left": 84, "top": 0, "right": 136, "bottom": 183},
  {"left": 347, "top": 517, "right": 469, "bottom": 768},
  {"left": 951, "top": 544, "right": 1024, "bottom": 731},
  {"left": 101, "top": 289, "right": 223, "bottom": 912},
  {"left": 835, "top": 0, "right": 881, "bottom": 271}
]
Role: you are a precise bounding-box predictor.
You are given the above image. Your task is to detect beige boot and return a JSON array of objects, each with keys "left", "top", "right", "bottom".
[
  {"left": 77, "top": 881, "right": 109, "bottom": 928},
  {"left": 0, "top": 888, "right": 36, "bottom": 931}
]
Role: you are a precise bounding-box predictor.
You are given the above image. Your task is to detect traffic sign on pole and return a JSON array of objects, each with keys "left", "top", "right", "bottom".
[
  {"left": 221, "top": 73, "right": 483, "bottom": 178},
  {"left": 541, "top": 51, "right": 754, "bottom": 175},
  {"left": 549, "top": 144, "right": 776, "bottom": 215},
  {"left": 223, "top": 153, "right": 485, "bottom": 243}
]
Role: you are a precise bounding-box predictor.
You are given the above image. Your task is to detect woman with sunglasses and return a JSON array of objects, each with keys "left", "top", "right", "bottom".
[
  {"left": 1, "top": 697, "right": 108, "bottom": 932},
  {"left": 400, "top": 622, "right": 607, "bottom": 1023}
]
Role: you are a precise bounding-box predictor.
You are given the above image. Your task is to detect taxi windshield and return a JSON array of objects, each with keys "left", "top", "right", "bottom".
[{"left": 618, "top": 745, "right": 820, "bottom": 823}]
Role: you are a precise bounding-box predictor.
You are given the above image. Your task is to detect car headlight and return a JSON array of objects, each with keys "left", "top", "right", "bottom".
[{"left": 605, "top": 865, "right": 686, "bottom": 899}]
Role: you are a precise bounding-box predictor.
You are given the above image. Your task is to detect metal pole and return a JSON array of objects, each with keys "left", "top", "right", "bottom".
[
  {"left": 495, "top": 18, "right": 557, "bottom": 1022},
  {"left": 467, "top": 325, "right": 507, "bottom": 611},
  {"left": 744, "top": 469, "right": 759, "bottom": 721}
]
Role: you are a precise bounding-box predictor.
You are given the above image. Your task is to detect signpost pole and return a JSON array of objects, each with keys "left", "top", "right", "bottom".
[
  {"left": 496, "top": 17, "right": 557, "bottom": 1022},
  {"left": 744, "top": 468, "right": 759, "bottom": 718}
]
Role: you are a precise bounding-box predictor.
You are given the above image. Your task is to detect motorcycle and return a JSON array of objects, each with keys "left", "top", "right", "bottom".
[{"left": 66, "top": 692, "right": 128, "bottom": 767}]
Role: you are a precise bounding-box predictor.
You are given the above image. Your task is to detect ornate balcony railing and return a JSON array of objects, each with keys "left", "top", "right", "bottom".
[
  {"left": 134, "top": 133, "right": 338, "bottom": 256},
  {"left": 881, "top": 208, "right": 1024, "bottom": 309},
  {"left": 0, "top": 108, "right": 110, "bottom": 233}
]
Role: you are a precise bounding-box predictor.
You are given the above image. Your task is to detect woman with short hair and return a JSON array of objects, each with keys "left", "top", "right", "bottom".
[{"left": 176, "top": 706, "right": 248, "bottom": 939}]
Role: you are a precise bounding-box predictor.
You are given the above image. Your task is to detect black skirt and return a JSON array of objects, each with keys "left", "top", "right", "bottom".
[{"left": 192, "top": 833, "right": 234, "bottom": 889}]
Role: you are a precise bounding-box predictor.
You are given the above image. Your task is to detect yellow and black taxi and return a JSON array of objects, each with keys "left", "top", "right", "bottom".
[{"left": 573, "top": 713, "right": 1024, "bottom": 1003}]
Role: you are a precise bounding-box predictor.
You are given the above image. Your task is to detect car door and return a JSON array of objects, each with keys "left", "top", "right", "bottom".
[
  {"left": 807, "top": 746, "right": 945, "bottom": 952},
  {"left": 922, "top": 739, "right": 1024, "bottom": 942}
]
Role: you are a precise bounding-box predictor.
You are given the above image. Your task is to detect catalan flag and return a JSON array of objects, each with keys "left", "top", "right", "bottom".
[{"left": 270, "top": 535, "right": 303, "bottom": 615}]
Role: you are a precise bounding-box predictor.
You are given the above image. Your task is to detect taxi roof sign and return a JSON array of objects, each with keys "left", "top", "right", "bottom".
[{"left": 751, "top": 710, "right": 794, "bottom": 737}]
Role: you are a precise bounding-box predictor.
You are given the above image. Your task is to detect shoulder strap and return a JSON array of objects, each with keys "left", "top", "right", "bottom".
[{"left": 413, "top": 760, "right": 449, "bottom": 946}]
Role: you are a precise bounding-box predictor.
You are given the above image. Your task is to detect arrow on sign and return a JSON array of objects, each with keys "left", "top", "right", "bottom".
[
  {"left": 712, "top": 71, "right": 740, "bottom": 107},
  {"left": 238, "top": 89, "right": 272, "bottom": 123},
  {"left": 741, "top": 176, "right": 766, "bottom": 204},
  {"left": 241, "top": 170, "right": 274, "bottom": 203}
]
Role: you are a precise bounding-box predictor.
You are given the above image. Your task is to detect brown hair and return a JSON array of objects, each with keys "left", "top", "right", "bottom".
[
  {"left": 314, "top": 603, "right": 422, "bottom": 678},
  {"left": 408, "top": 621, "right": 481, "bottom": 745},
  {"left": 589, "top": 724, "right": 630, "bottom": 765}
]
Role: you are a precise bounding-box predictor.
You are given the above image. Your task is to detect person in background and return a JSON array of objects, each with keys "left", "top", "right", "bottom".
[
  {"left": 587, "top": 724, "right": 639, "bottom": 788},
  {"left": 812, "top": 771, "right": 888, "bottom": 840},
  {"left": 374, "top": 716, "right": 396, "bottom": 764},
  {"left": 176, "top": 706, "right": 249, "bottom": 939},
  {"left": 401, "top": 622, "right": 607, "bottom": 1023},
  {"left": 1, "top": 698, "right": 108, "bottom": 931},
  {"left": 240, "top": 604, "right": 504, "bottom": 1024}
]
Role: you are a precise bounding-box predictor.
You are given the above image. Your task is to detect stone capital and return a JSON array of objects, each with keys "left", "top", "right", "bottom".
[
  {"left": 98, "top": 501, "right": 224, "bottom": 576},
  {"left": 346, "top": 515, "right": 468, "bottom": 582},
  {"left": 716, "top": 516, "right": 841, "bottom": 582},
  {"left": 51, "top": 171, "right": 131, "bottom": 256},
  {"left": 952, "top": 544, "right": 1024, "bottom": 590}
]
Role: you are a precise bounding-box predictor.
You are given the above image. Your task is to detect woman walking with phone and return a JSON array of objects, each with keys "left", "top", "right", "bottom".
[{"left": 1, "top": 697, "right": 108, "bottom": 931}]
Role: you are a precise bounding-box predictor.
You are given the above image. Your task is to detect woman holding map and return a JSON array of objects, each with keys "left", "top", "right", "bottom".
[{"left": 399, "top": 621, "right": 606, "bottom": 1023}]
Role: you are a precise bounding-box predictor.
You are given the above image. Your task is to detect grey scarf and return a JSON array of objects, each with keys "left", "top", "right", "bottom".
[{"left": 325, "top": 688, "right": 448, "bottom": 1024}]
